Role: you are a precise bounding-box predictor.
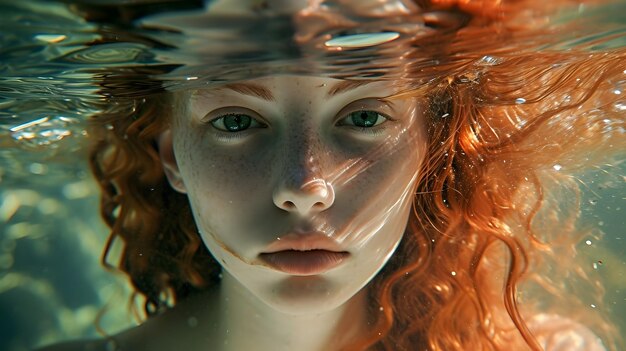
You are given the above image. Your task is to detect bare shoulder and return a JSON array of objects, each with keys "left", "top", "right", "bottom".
[{"left": 528, "top": 314, "right": 607, "bottom": 351}]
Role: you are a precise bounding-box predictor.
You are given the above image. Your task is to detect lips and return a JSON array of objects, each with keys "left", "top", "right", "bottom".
[
  {"left": 258, "top": 232, "right": 349, "bottom": 276},
  {"left": 259, "top": 249, "right": 349, "bottom": 276}
]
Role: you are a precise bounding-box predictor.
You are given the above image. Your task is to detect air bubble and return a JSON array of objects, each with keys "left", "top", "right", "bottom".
[
  {"left": 553, "top": 164, "right": 562, "bottom": 171},
  {"left": 592, "top": 260, "right": 604, "bottom": 270},
  {"left": 515, "top": 98, "right": 526, "bottom": 104}
]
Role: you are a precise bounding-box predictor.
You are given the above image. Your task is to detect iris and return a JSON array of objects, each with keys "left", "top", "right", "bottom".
[
  {"left": 223, "top": 114, "right": 252, "bottom": 132},
  {"left": 349, "top": 111, "right": 379, "bottom": 127}
]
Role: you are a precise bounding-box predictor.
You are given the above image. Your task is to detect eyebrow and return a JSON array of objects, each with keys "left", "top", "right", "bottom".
[
  {"left": 216, "top": 80, "right": 373, "bottom": 101},
  {"left": 327, "top": 80, "right": 373, "bottom": 97},
  {"left": 220, "top": 82, "right": 275, "bottom": 101}
]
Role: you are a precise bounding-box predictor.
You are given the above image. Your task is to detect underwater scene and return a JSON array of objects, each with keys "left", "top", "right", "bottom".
[{"left": 1, "top": 0, "right": 625, "bottom": 350}]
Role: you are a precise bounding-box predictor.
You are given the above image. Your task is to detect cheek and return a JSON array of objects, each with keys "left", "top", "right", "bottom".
[
  {"left": 175, "top": 126, "right": 274, "bottom": 203},
  {"left": 332, "top": 127, "right": 424, "bottom": 246},
  {"left": 172, "top": 125, "right": 279, "bottom": 246}
]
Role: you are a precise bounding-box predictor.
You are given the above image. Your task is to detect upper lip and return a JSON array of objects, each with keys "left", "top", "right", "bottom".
[{"left": 261, "top": 232, "right": 346, "bottom": 253}]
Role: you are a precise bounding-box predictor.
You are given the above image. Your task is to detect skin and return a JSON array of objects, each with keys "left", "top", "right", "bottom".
[{"left": 157, "top": 75, "right": 427, "bottom": 350}]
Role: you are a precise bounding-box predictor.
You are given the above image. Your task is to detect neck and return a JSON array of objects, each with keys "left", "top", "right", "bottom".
[{"left": 215, "top": 271, "right": 369, "bottom": 351}]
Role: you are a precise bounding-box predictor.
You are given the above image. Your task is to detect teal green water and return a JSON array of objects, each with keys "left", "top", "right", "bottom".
[{"left": 0, "top": 1, "right": 625, "bottom": 350}]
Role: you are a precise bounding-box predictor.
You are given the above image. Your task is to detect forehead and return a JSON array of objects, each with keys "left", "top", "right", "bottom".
[{"left": 192, "top": 76, "right": 401, "bottom": 101}]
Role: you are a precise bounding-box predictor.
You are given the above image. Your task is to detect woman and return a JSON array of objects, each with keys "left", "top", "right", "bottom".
[{"left": 39, "top": 0, "right": 625, "bottom": 350}]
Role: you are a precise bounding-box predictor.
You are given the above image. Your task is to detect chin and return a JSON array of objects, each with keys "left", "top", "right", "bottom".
[{"left": 256, "top": 275, "right": 361, "bottom": 315}]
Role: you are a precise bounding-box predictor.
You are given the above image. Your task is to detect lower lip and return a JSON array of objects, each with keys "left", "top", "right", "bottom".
[{"left": 259, "top": 250, "right": 350, "bottom": 276}]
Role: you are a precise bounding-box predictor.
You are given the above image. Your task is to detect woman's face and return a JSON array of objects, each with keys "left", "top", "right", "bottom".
[{"left": 159, "top": 75, "right": 426, "bottom": 314}]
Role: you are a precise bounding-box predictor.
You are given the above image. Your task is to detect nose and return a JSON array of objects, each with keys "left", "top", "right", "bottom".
[
  {"left": 273, "top": 177, "right": 335, "bottom": 216},
  {"left": 273, "top": 143, "right": 336, "bottom": 217}
]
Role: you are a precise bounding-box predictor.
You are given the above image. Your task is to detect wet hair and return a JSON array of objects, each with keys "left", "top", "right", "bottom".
[
  {"left": 357, "top": 53, "right": 625, "bottom": 350},
  {"left": 88, "top": 0, "right": 625, "bottom": 350}
]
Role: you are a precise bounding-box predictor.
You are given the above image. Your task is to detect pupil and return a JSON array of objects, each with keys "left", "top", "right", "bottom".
[
  {"left": 352, "top": 111, "right": 377, "bottom": 127},
  {"left": 224, "top": 114, "right": 251, "bottom": 131}
]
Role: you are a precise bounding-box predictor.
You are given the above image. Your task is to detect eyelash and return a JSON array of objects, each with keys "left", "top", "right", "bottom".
[
  {"left": 205, "top": 109, "right": 392, "bottom": 139},
  {"left": 212, "top": 129, "right": 250, "bottom": 141},
  {"left": 335, "top": 110, "right": 391, "bottom": 135},
  {"left": 207, "top": 113, "right": 266, "bottom": 140},
  {"left": 347, "top": 125, "right": 387, "bottom": 136}
]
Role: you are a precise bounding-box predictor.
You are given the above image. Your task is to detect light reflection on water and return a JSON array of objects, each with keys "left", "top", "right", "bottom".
[
  {"left": 0, "top": 0, "right": 625, "bottom": 350},
  {"left": 2, "top": 0, "right": 625, "bottom": 148}
]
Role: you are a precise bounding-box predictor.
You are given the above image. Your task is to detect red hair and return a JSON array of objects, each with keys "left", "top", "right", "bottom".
[
  {"left": 352, "top": 49, "right": 625, "bottom": 349},
  {"left": 88, "top": 0, "right": 625, "bottom": 349}
]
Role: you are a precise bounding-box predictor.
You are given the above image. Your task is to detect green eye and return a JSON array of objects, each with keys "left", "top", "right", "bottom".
[
  {"left": 341, "top": 110, "right": 387, "bottom": 128},
  {"left": 223, "top": 114, "right": 251, "bottom": 131},
  {"left": 211, "top": 113, "right": 263, "bottom": 132}
]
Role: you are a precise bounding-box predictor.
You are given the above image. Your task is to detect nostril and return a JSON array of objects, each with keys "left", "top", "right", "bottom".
[
  {"left": 283, "top": 201, "right": 296, "bottom": 209},
  {"left": 312, "top": 202, "right": 326, "bottom": 209}
]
